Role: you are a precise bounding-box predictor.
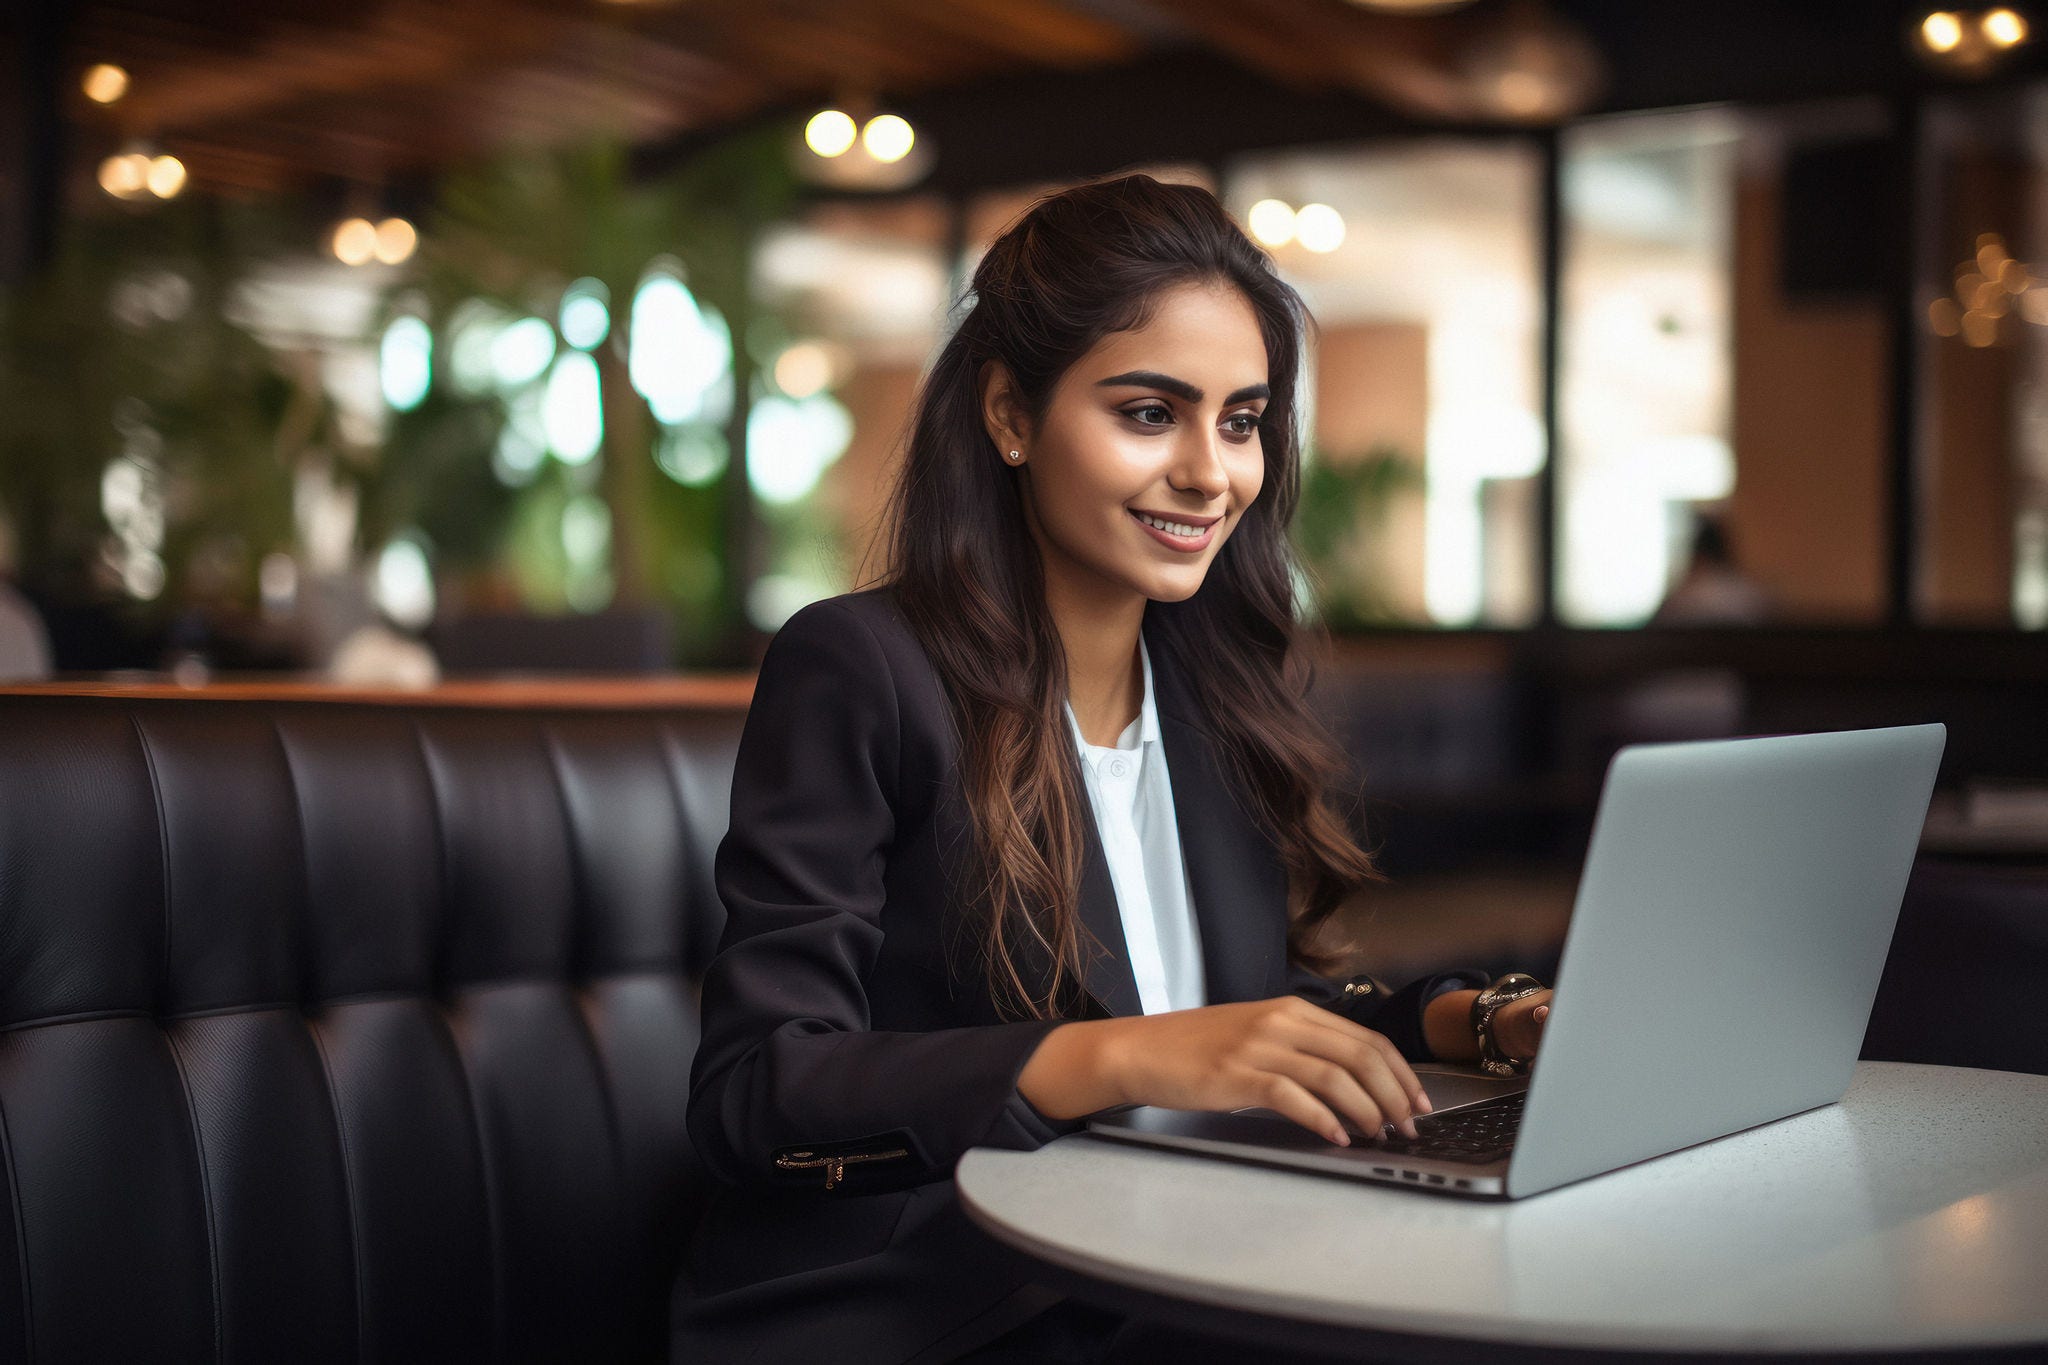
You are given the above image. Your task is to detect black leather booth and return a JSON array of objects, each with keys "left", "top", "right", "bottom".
[{"left": 0, "top": 693, "right": 743, "bottom": 1362}]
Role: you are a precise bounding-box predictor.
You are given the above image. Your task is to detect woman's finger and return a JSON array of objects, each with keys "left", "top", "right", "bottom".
[
  {"left": 1257, "top": 1071, "right": 1353, "bottom": 1146},
  {"left": 1297, "top": 1005, "right": 1429, "bottom": 1112},
  {"left": 1282, "top": 1030, "right": 1419, "bottom": 1138},
  {"left": 1273, "top": 1052, "right": 1393, "bottom": 1140}
]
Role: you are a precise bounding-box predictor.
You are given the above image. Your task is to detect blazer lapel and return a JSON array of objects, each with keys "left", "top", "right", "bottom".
[
  {"left": 1042, "top": 611, "right": 1291, "bottom": 1020},
  {"left": 1146, "top": 615, "right": 1290, "bottom": 1008},
  {"left": 1072, "top": 802, "right": 1145, "bottom": 1018}
]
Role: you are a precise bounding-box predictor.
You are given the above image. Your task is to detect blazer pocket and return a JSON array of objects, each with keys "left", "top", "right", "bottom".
[{"left": 770, "top": 1128, "right": 925, "bottom": 1192}]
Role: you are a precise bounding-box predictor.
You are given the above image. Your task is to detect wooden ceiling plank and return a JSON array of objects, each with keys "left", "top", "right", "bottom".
[
  {"left": 117, "top": 0, "right": 579, "bottom": 135},
  {"left": 655, "top": 7, "right": 937, "bottom": 102},
  {"left": 1163, "top": 0, "right": 1481, "bottom": 113},
  {"left": 1138, "top": 0, "right": 1351, "bottom": 93},
  {"left": 860, "top": 0, "right": 1140, "bottom": 68}
]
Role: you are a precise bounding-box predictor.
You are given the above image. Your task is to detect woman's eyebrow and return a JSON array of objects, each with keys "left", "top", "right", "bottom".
[{"left": 1094, "top": 370, "right": 1270, "bottom": 406}]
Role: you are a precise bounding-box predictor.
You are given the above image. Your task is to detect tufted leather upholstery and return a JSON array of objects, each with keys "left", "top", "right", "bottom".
[{"left": 0, "top": 694, "right": 743, "bottom": 1363}]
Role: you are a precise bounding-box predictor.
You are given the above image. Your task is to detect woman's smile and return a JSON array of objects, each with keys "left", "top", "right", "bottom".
[{"left": 1129, "top": 507, "right": 1218, "bottom": 552}]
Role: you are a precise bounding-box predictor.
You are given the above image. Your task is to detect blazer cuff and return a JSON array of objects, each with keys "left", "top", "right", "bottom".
[
  {"left": 980, "top": 1017, "right": 1093, "bottom": 1149},
  {"left": 1349, "top": 967, "right": 1493, "bottom": 1062}
]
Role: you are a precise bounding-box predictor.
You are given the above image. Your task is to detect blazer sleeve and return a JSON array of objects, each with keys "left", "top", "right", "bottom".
[
  {"left": 1285, "top": 958, "right": 1494, "bottom": 1062},
  {"left": 686, "top": 599, "right": 1079, "bottom": 1196}
]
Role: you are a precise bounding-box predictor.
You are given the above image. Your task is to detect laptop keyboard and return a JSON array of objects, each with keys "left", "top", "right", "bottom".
[{"left": 1366, "top": 1090, "right": 1525, "bottom": 1163}]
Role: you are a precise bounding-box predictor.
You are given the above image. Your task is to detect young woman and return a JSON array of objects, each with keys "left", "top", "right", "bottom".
[{"left": 672, "top": 173, "right": 1555, "bottom": 1365}]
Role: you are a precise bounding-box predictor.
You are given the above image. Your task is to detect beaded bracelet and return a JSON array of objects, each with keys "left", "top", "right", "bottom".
[{"left": 1470, "top": 972, "right": 1545, "bottom": 1077}]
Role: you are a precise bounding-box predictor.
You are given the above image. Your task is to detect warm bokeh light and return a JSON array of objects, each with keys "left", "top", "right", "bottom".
[
  {"left": 1934, "top": 232, "right": 2048, "bottom": 340},
  {"left": 146, "top": 155, "right": 185, "bottom": 199},
  {"left": 1247, "top": 198, "right": 1296, "bottom": 247},
  {"left": 331, "top": 217, "right": 378, "bottom": 265},
  {"left": 772, "top": 340, "right": 835, "bottom": 399},
  {"left": 805, "top": 109, "right": 857, "bottom": 158},
  {"left": 861, "top": 114, "right": 915, "bottom": 163},
  {"left": 373, "top": 216, "right": 418, "bottom": 265},
  {"left": 1983, "top": 7, "right": 2028, "bottom": 46},
  {"left": 81, "top": 63, "right": 129, "bottom": 104},
  {"left": 1491, "top": 70, "right": 1555, "bottom": 121},
  {"left": 1922, "top": 11, "right": 1964, "bottom": 52},
  {"left": 97, "top": 153, "right": 146, "bottom": 199},
  {"left": 1294, "top": 202, "right": 1346, "bottom": 253}
]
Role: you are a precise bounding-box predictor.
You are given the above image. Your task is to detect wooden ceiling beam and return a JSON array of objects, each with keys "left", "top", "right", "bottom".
[
  {"left": 650, "top": 2, "right": 946, "bottom": 99},
  {"left": 1138, "top": 0, "right": 1350, "bottom": 93},
  {"left": 1155, "top": 0, "right": 1501, "bottom": 121},
  {"left": 106, "top": 0, "right": 584, "bottom": 139},
  {"left": 863, "top": 0, "right": 1139, "bottom": 70}
]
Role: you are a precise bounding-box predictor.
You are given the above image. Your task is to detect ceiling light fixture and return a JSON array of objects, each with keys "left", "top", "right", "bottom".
[
  {"left": 1242, "top": 199, "right": 1346, "bottom": 254},
  {"left": 97, "top": 144, "right": 184, "bottom": 201},
  {"left": 1915, "top": 7, "right": 2031, "bottom": 73},
  {"left": 82, "top": 63, "right": 129, "bottom": 105},
  {"left": 794, "top": 95, "right": 933, "bottom": 191}
]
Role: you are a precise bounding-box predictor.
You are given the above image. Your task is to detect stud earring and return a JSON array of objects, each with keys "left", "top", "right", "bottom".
[{"left": 1006, "top": 449, "right": 1023, "bottom": 462}]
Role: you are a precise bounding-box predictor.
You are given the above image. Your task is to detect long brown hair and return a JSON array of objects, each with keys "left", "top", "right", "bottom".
[{"left": 865, "top": 172, "right": 1384, "bottom": 1021}]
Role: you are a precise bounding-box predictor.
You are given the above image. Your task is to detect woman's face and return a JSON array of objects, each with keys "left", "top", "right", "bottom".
[{"left": 984, "top": 280, "right": 1270, "bottom": 606}]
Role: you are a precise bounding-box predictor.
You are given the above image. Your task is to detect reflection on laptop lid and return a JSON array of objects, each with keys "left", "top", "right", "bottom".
[{"left": 1088, "top": 723, "right": 1947, "bottom": 1200}]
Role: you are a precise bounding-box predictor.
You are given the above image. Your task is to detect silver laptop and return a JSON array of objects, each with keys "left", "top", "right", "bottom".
[{"left": 1088, "top": 723, "right": 1947, "bottom": 1199}]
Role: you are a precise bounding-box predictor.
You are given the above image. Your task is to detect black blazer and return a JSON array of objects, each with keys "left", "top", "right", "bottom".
[{"left": 671, "top": 585, "right": 1488, "bottom": 1364}]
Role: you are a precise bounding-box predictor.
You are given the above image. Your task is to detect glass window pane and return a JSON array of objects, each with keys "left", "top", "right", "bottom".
[
  {"left": 1562, "top": 99, "right": 1899, "bottom": 628},
  {"left": 1919, "top": 83, "right": 2048, "bottom": 628},
  {"left": 1224, "top": 139, "right": 1543, "bottom": 628},
  {"left": 748, "top": 194, "right": 953, "bottom": 627},
  {"left": 1560, "top": 106, "right": 1742, "bottom": 626}
]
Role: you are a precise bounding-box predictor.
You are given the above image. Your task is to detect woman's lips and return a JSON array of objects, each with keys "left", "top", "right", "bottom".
[{"left": 1129, "top": 508, "right": 1216, "bottom": 553}]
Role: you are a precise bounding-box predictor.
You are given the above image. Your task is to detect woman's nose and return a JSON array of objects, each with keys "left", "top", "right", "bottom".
[{"left": 1170, "top": 429, "right": 1232, "bottom": 497}]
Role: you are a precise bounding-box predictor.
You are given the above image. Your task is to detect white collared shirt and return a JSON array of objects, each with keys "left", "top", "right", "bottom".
[{"left": 1062, "top": 635, "right": 1207, "bottom": 1015}]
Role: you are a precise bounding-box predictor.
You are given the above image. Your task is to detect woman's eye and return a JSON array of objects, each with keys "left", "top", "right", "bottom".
[
  {"left": 1127, "top": 403, "right": 1172, "bottom": 426},
  {"left": 1227, "top": 412, "right": 1263, "bottom": 437}
]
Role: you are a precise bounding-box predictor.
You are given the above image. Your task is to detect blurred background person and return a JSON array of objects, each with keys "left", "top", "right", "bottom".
[{"left": 1652, "top": 512, "right": 1773, "bottom": 625}]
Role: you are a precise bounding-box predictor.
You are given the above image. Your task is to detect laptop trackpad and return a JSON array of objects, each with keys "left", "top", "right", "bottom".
[{"left": 1413, "top": 1066, "right": 1529, "bottom": 1113}]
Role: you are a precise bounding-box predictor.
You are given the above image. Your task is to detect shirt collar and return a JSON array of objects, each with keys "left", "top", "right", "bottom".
[{"left": 1063, "top": 633, "right": 1162, "bottom": 752}]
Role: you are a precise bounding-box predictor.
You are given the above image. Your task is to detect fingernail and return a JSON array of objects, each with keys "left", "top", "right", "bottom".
[
  {"left": 1401, "top": 1118, "right": 1420, "bottom": 1139},
  {"left": 1535, "top": 1005, "right": 1550, "bottom": 1021},
  {"left": 1416, "top": 1093, "right": 1434, "bottom": 1114},
  {"left": 1331, "top": 1129, "right": 1350, "bottom": 1146}
]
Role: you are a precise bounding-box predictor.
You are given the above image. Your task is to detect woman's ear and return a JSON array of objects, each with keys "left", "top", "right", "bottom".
[{"left": 977, "top": 359, "right": 1030, "bottom": 457}]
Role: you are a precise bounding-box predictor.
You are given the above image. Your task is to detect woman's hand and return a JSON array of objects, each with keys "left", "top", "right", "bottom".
[
  {"left": 1020, "top": 997, "right": 1432, "bottom": 1147},
  {"left": 1488, "top": 990, "right": 1553, "bottom": 1063},
  {"left": 1422, "top": 985, "right": 1555, "bottom": 1064}
]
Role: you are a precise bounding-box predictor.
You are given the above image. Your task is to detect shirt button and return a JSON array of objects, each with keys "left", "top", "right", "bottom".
[{"left": 1108, "top": 757, "right": 1129, "bottom": 777}]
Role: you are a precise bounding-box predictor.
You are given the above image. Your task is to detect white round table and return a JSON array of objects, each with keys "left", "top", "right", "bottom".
[{"left": 957, "top": 1062, "right": 2048, "bottom": 1362}]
